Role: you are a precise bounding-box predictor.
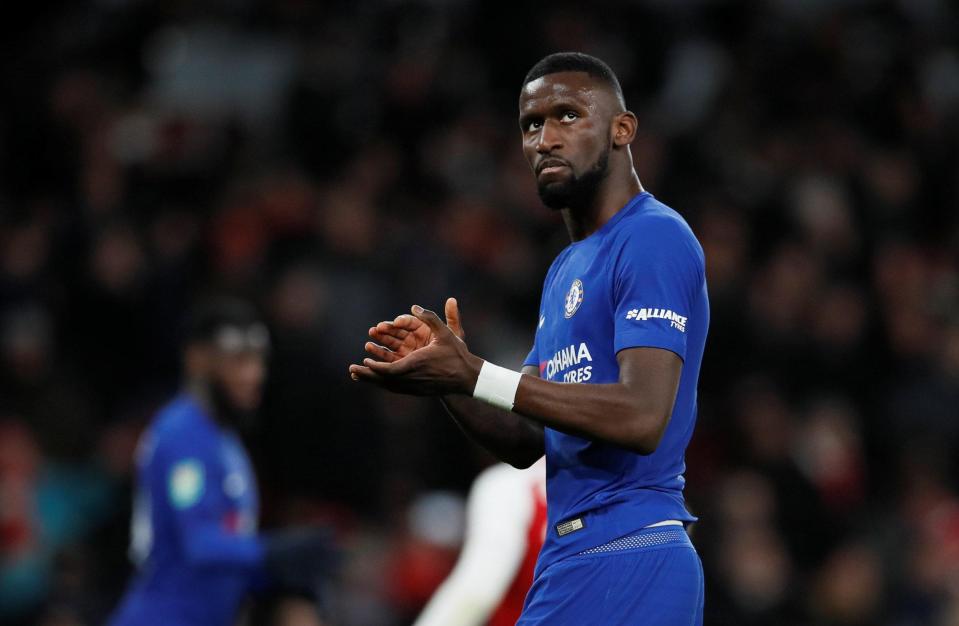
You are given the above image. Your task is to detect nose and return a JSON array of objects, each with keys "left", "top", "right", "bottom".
[{"left": 536, "top": 119, "right": 563, "bottom": 154}]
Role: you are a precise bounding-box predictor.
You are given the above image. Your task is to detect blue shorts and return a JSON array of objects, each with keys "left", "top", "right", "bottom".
[{"left": 518, "top": 526, "right": 704, "bottom": 626}]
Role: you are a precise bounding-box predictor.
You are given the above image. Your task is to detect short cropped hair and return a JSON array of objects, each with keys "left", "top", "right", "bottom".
[
  {"left": 522, "top": 52, "right": 624, "bottom": 105},
  {"left": 184, "top": 296, "right": 263, "bottom": 344}
]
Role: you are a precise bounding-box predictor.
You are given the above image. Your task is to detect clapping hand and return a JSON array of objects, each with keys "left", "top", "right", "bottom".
[
  {"left": 349, "top": 298, "right": 480, "bottom": 396},
  {"left": 364, "top": 297, "right": 466, "bottom": 363}
]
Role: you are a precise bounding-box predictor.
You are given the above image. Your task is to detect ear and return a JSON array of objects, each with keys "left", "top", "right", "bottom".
[{"left": 611, "top": 111, "right": 638, "bottom": 147}]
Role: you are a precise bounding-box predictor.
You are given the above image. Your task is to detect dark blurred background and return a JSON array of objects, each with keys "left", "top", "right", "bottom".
[{"left": 1, "top": 1, "right": 958, "bottom": 625}]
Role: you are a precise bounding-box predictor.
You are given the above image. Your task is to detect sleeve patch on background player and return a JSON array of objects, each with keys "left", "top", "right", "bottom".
[{"left": 169, "top": 459, "right": 205, "bottom": 509}]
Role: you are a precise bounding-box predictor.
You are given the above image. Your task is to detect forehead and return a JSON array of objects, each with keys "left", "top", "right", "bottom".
[
  {"left": 519, "top": 71, "right": 605, "bottom": 114},
  {"left": 214, "top": 348, "right": 267, "bottom": 366}
]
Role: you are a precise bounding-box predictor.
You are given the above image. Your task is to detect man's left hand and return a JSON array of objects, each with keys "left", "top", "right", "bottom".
[{"left": 349, "top": 304, "right": 483, "bottom": 397}]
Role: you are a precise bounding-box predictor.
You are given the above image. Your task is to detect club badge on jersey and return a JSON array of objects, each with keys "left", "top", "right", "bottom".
[{"left": 564, "top": 279, "right": 584, "bottom": 318}]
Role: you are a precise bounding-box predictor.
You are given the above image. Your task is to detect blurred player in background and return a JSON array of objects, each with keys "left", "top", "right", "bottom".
[
  {"left": 109, "top": 298, "right": 336, "bottom": 626},
  {"left": 413, "top": 458, "right": 546, "bottom": 626},
  {"left": 351, "top": 52, "right": 708, "bottom": 624}
]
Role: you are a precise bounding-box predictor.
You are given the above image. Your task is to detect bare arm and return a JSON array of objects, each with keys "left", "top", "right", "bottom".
[
  {"left": 351, "top": 300, "right": 680, "bottom": 456},
  {"left": 440, "top": 368, "right": 544, "bottom": 469},
  {"left": 511, "top": 347, "right": 680, "bottom": 454},
  {"left": 359, "top": 299, "right": 543, "bottom": 468}
]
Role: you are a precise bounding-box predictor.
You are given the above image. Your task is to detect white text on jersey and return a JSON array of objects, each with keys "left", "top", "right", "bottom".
[
  {"left": 544, "top": 342, "right": 593, "bottom": 383},
  {"left": 625, "top": 308, "right": 687, "bottom": 333}
]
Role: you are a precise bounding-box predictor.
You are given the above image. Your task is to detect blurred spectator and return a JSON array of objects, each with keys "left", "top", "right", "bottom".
[{"left": 0, "top": 419, "right": 114, "bottom": 623}]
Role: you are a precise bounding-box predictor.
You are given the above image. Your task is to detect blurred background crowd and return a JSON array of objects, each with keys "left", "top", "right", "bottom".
[{"left": 1, "top": 0, "right": 958, "bottom": 624}]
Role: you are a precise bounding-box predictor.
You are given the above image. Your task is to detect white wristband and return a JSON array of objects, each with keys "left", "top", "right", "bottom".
[{"left": 472, "top": 361, "right": 523, "bottom": 411}]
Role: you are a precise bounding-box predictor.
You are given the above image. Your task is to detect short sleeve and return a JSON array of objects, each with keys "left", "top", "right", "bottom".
[
  {"left": 523, "top": 343, "right": 538, "bottom": 369},
  {"left": 154, "top": 430, "right": 219, "bottom": 518},
  {"left": 154, "top": 427, "right": 264, "bottom": 569},
  {"left": 612, "top": 215, "right": 704, "bottom": 360},
  {"left": 523, "top": 310, "right": 543, "bottom": 369}
]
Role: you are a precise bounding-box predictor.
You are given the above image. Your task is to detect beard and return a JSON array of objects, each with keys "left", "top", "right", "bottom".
[
  {"left": 537, "top": 141, "right": 611, "bottom": 210},
  {"left": 210, "top": 378, "right": 257, "bottom": 432}
]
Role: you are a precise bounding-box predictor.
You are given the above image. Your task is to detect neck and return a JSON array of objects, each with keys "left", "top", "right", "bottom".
[
  {"left": 186, "top": 379, "right": 237, "bottom": 429},
  {"left": 187, "top": 379, "right": 214, "bottom": 416},
  {"left": 561, "top": 168, "right": 643, "bottom": 241}
]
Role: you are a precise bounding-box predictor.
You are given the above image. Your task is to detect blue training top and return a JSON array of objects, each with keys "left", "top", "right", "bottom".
[
  {"left": 523, "top": 191, "right": 709, "bottom": 575},
  {"left": 109, "top": 394, "right": 264, "bottom": 626}
]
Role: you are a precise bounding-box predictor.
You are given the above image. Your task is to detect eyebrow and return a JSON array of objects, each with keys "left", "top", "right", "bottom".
[
  {"left": 518, "top": 97, "right": 589, "bottom": 127},
  {"left": 518, "top": 112, "right": 540, "bottom": 129}
]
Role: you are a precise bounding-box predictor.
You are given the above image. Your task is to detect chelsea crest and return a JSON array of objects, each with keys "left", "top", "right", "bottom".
[{"left": 564, "top": 279, "right": 584, "bottom": 318}]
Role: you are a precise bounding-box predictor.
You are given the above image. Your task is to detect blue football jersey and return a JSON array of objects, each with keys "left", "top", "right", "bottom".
[
  {"left": 524, "top": 192, "right": 709, "bottom": 574},
  {"left": 109, "top": 394, "right": 265, "bottom": 626}
]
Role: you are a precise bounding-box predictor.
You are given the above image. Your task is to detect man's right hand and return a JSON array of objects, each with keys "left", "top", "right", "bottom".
[
  {"left": 365, "top": 297, "right": 464, "bottom": 363},
  {"left": 262, "top": 528, "right": 339, "bottom": 598}
]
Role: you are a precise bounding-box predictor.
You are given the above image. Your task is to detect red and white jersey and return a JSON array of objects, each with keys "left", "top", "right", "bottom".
[{"left": 414, "top": 459, "right": 547, "bottom": 626}]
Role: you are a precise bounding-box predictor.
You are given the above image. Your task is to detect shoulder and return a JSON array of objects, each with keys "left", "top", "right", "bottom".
[
  {"left": 149, "top": 395, "right": 218, "bottom": 460},
  {"left": 612, "top": 198, "right": 704, "bottom": 267},
  {"left": 545, "top": 244, "right": 575, "bottom": 278},
  {"left": 618, "top": 198, "right": 699, "bottom": 246}
]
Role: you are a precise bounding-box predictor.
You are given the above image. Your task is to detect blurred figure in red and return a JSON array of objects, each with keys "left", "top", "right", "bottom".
[{"left": 414, "top": 458, "right": 546, "bottom": 626}]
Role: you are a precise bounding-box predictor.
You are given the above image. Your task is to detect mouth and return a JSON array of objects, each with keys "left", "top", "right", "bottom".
[{"left": 536, "top": 159, "right": 570, "bottom": 177}]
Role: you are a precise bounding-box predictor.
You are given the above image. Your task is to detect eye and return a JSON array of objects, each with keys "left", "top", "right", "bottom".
[
  {"left": 526, "top": 119, "right": 543, "bottom": 132},
  {"left": 561, "top": 111, "right": 579, "bottom": 122}
]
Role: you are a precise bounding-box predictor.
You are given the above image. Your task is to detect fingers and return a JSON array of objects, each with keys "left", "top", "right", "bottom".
[
  {"left": 444, "top": 297, "right": 464, "bottom": 339},
  {"left": 365, "top": 342, "right": 399, "bottom": 363},
  {"left": 349, "top": 357, "right": 401, "bottom": 379},
  {"left": 411, "top": 305, "right": 447, "bottom": 334},
  {"left": 364, "top": 357, "right": 408, "bottom": 375},
  {"left": 370, "top": 330, "right": 406, "bottom": 352},
  {"left": 349, "top": 363, "right": 386, "bottom": 383},
  {"left": 372, "top": 322, "right": 409, "bottom": 340},
  {"left": 371, "top": 321, "right": 412, "bottom": 350},
  {"left": 391, "top": 314, "right": 422, "bottom": 330},
  {"left": 349, "top": 363, "right": 370, "bottom": 380}
]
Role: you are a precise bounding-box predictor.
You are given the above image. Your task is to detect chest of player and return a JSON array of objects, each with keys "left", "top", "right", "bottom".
[{"left": 536, "top": 242, "right": 618, "bottom": 384}]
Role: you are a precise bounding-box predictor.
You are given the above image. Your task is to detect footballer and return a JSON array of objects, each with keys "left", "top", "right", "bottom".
[{"left": 351, "top": 52, "right": 708, "bottom": 624}]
